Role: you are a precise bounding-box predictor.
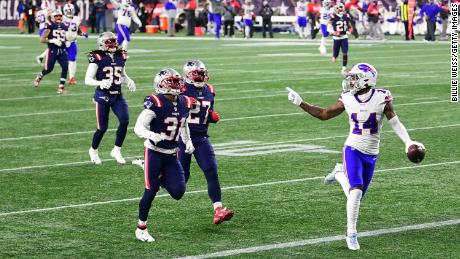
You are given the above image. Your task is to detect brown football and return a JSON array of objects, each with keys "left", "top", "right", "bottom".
[{"left": 407, "top": 144, "right": 426, "bottom": 163}]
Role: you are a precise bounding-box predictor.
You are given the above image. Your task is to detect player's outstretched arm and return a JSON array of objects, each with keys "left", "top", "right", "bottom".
[
  {"left": 131, "top": 8, "right": 142, "bottom": 27},
  {"left": 134, "top": 109, "right": 164, "bottom": 144},
  {"left": 384, "top": 101, "right": 425, "bottom": 152},
  {"left": 286, "top": 87, "right": 345, "bottom": 120}
]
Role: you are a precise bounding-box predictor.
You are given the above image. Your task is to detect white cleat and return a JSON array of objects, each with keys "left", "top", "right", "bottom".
[
  {"left": 135, "top": 228, "right": 155, "bottom": 242},
  {"left": 319, "top": 46, "right": 327, "bottom": 55},
  {"left": 111, "top": 148, "right": 126, "bottom": 164},
  {"left": 324, "top": 163, "right": 343, "bottom": 185},
  {"left": 89, "top": 148, "right": 102, "bottom": 165},
  {"left": 341, "top": 68, "right": 349, "bottom": 76},
  {"left": 346, "top": 233, "right": 360, "bottom": 250},
  {"left": 132, "top": 159, "right": 145, "bottom": 170}
]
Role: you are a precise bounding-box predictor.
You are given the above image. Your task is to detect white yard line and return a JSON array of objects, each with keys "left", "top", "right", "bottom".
[
  {"left": 0, "top": 160, "right": 459, "bottom": 217},
  {"left": 176, "top": 219, "right": 460, "bottom": 259}
]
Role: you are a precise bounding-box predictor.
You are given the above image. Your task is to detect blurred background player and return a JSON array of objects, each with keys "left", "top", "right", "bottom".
[
  {"left": 85, "top": 32, "right": 136, "bottom": 165},
  {"left": 318, "top": 0, "right": 331, "bottom": 54},
  {"left": 63, "top": 3, "right": 88, "bottom": 85},
  {"left": 259, "top": 0, "right": 274, "bottom": 38},
  {"left": 34, "top": 9, "right": 69, "bottom": 94},
  {"left": 242, "top": 0, "right": 254, "bottom": 39},
  {"left": 180, "top": 60, "right": 234, "bottom": 224},
  {"left": 208, "top": 0, "right": 225, "bottom": 39},
  {"left": 110, "top": 0, "right": 142, "bottom": 50},
  {"left": 296, "top": 0, "right": 309, "bottom": 39},
  {"left": 286, "top": 63, "right": 425, "bottom": 250},
  {"left": 329, "top": 2, "right": 352, "bottom": 75},
  {"left": 133, "top": 68, "right": 195, "bottom": 242},
  {"left": 36, "top": 1, "right": 52, "bottom": 64}
]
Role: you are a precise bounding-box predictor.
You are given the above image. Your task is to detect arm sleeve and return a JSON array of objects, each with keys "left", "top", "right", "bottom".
[
  {"left": 388, "top": 115, "right": 411, "bottom": 145},
  {"left": 85, "top": 63, "right": 102, "bottom": 87},
  {"left": 131, "top": 8, "right": 142, "bottom": 25},
  {"left": 134, "top": 109, "right": 157, "bottom": 139},
  {"left": 179, "top": 118, "right": 192, "bottom": 143}
]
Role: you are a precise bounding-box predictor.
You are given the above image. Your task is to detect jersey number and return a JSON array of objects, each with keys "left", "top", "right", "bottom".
[
  {"left": 351, "top": 113, "right": 378, "bottom": 135},
  {"left": 336, "top": 21, "right": 347, "bottom": 32},
  {"left": 102, "top": 66, "right": 123, "bottom": 85},
  {"left": 52, "top": 30, "right": 66, "bottom": 41},
  {"left": 162, "top": 117, "right": 185, "bottom": 141},
  {"left": 188, "top": 101, "right": 211, "bottom": 124}
]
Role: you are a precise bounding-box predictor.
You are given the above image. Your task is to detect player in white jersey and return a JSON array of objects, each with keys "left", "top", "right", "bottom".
[
  {"left": 318, "top": 0, "right": 332, "bottom": 54},
  {"left": 286, "top": 63, "right": 425, "bottom": 250},
  {"left": 110, "top": 0, "right": 142, "bottom": 51},
  {"left": 242, "top": 0, "right": 254, "bottom": 39},
  {"left": 36, "top": 1, "right": 52, "bottom": 65},
  {"left": 296, "top": 0, "right": 308, "bottom": 39},
  {"left": 63, "top": 3, "right": 88, "bottom": 85}
]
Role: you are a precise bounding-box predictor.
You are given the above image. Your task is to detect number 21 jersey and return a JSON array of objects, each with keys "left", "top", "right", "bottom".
[{"left": 340, "top": 88, "right": 393, "bottom": 155}]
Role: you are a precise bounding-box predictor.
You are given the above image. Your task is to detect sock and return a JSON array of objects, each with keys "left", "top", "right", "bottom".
[
  {"left": 113, "top": 145, "right": 121, "bottom": 152},
  {"left": 347, "top": 189, "right": 362, "bottom": 235},
  {"left": 60, "top": 78, "right": 66, "bottom": 85},
  {"left": 343, "top": 53, "right": 348, "bottom": 67},
  {"left": 245, "top": 26, "right": 250, "bottom": 38},
  {"left": 320, "top": 37, "right": 326, "bottom": 48},
  {"left": 69, "top": 61, "right": 76, "bottom": 78},
  {"left": 39, "top": 50, "right": 47, "bottom": 58},
  {"left": 122, "top": 40, "right": 129, "bottom": 51},
  {"left": 335, "top": 170, "right": 350, "bottom": 198},
  {"left": 213, "top": 202, "right": 222, "bottom": 211},
  {"left": 138, "top": 220, "right": 147, "bottom": 229}
]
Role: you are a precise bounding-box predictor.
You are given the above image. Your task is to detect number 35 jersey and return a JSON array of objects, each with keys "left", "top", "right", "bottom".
[
  {"left": 88, "top": 50, "right": 127, "bottom": 93},
  {"left": 143, "top": 94, "right": 193, "bottom": 151},
  {"left": 181, "top": 83, "right": 216, "bottom": 138},
  {"left": 339, "top": 88, "right": 393, "bottom": 155}
]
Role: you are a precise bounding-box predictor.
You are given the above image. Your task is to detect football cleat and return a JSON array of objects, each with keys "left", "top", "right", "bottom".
[
  {"left": 132, "top": 159, "right": 145, "bottom": 169},
  {"left": 36, "top": 56, "right": 44, "bottom": 65},
  {"left": 346, "top": 233, "right": 360, "bottom": 250},
  {"left": 57, "top": 84, "right": 68, "bottom": 94},
  {"left": 319, "top": 46, "right": 327, "bottom": 55},
  {"left": 213, "top": 207, "right": 234, "bottom": 225},
  {"left": 33, "top": 75, "right": 42, "bottom": 87},
  {"left": 111, "top": 148, "right": 126, "bottom": 164},
  {"left": 69, "top": 77, "right": 77, "bottom": 85},
  {"left": 341, "top": 67, "right": 349, "bottom": 76},
  {"left": 89, "top": 147, "right": 102, "bottom": 165},
  {"left": 324, "top": 163, "right": 343, "bottom": 185},
  {"left": 135, "top": 227, "right": 155, "bottom": 242},
  {"left": 331, "top": 56, "right": 336, "bottom": 63}
]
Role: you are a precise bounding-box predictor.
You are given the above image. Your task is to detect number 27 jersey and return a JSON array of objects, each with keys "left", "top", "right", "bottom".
[{"left": 340, "top": 88, "right": 393, "bottom": 155}]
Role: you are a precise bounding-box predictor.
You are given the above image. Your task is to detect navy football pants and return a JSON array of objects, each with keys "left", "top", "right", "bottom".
[
  {"left": 179, "top": 136, "right": 222, "bottom": 203},
  {"left": 42, "top": 47, "right": 68, "bottom": 84},
  {"left": 139, "top": 148, "right": 186, "bottom": 221},
  {"left": 333, "top": 38, "right": 348, "bottom": 67},
  {"left": 91, "top": 91, "right": 129, "bottom": 149}
]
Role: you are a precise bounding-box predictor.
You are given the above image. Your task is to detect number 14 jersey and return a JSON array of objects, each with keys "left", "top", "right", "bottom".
[{"left": 340, "top": 88, "right": 393, "bottom": 155}]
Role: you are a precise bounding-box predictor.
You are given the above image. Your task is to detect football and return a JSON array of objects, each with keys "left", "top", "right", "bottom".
[{"left": 407, "top": 144, "right": 426, "bottom": 163}]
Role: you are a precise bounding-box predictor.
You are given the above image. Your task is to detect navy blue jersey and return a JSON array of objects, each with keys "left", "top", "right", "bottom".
[
  {"left": 45, "top": 22, "right": 68, "bottom": 49},
  {"left": 88, "top": 50, "right": 127, "bottom": 93},
  {"left": 143, "top": 94, "right": 193, "bottom": 150},
  {"left": 181, "top": 83, "right": 216, "bottom": 138},
  {"left": 331, "top": 13, "right": 350, "bottom": 36}
]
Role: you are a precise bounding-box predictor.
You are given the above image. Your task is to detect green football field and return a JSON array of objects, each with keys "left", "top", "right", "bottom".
[{"left": 0, "top": 33, "right": 459, "bottom": 258}]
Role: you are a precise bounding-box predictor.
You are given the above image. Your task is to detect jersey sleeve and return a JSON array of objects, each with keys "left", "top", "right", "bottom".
[
  {"left": 377, "top": 89, "right": 393, "bottom": 102},
  {"left": 88, "top": 51, "right": 103, "bottom": 63},
  {"left": 44, "top": 22, "right": 52, "bottom": 30},
  {"left": 144, "top": 95, "right": 163, "bottom": 111},
  {"left": 207, "top": 84, "right": 216, "bottom": 96}
]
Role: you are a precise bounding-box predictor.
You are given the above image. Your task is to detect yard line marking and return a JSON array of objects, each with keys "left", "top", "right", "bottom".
[
  {"left": 177, "top": 219, "right": 460, "bottom": 259},
  {"left": 0, "top": 161, "right": 458, "bottom": 217}
]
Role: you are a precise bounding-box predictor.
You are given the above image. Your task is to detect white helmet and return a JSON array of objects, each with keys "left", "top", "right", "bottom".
[
  {"left": 121, "top": 0, "right": 132, "bottom": 6},
  {"left": 51, "top": 9, "right": 63, "bottom": 22},
  {"left": 98, "top": 32, "right": 119, "bottom": 52},
  {"left": 342, "top": 63, "right": 378, "bottom": 94},
  {"left": 41, "top": 0, "right": 49, "bottom": 10},
  {"left": 322, "top": 0, "right": 331, "bottom": 8},
  {"left": 335, "top": 2, "right": 345, "bottom": 13},
  {"left": 63, "top": 4, "right": 75, "bottom": 18},
  {"left": 183, "top": 60, "right": 209, "bottom": 88},
  {"left": 153, "top": 68, "right": 184, "bottom": 96}
]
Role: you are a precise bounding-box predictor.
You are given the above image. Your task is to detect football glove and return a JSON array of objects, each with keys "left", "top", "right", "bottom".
[
  {"left": 209, "top": 110, "right": 220, "bottom": 123},
  {"left": 65, "top": 41, "right": 71, "bottom": 48},
  {"left": 49, "top": 38, "right": 62, "bottom": 47},
  {"left": 136, "top": 21, "right": 142, "bottom": 27},
  {"left": 286, "top": 87, "right": 303, "bottom": 106},
  {"left": 185, "top": 141, "right": 195, "bottom": 154},
  {"left": 82, "top": 32, "right": 89, "bottom": 38},
  {"left": 99, "top": 79, "right": 112, "bottom": 89},
  {"left": 405, "top": 141, "right": 425, "bottom": 153},
  {"left": 149, "top": 132, "right": 164, "bottom": 145},
  {"left": 127, "top": 78, "right": 136, "bottom": 92}
]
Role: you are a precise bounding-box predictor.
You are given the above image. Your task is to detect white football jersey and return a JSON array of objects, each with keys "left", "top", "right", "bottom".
[
  {"left": 116, "top": 5, "right": 138, "bottom": 27},
  {"left": 297, "top": 2, "right": 308, "bottom": 17},
  {"left": 340, "top": 88, "right": 393, "bottom": 155},
  {"left": 63, "top": 16, "right": 81, "bottom": 42},
  {"left": 319, "top": 7, "right": 331, "bottom": 24},
  {"left": 37, "top": 9, "right": 48, "bottom": 30},
  {"left": 243, "top": 4, "right": 254, "bottom": 19}
]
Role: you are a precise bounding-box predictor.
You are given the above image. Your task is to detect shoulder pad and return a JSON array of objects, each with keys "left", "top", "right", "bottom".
[
  {"left": 115, "top": 50, "right": 128, "bottom": 60},
  {"left": 182, "top": 95, "right": 196, "bottom": 109},
  {"left": 88, "top": 50, "right": 104, "bottom": 63},
  {"left": 207, "top": 84, "right": 216, "bottom": 95},
  {"left": 376, "top": 88, "right": 393, "bottom": 102},
  {"left": 145, "top": 95, "right": 163, "bottom": 109},
  {"left": 44, "top": 22, "right": 52, "bottom": 29}
]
